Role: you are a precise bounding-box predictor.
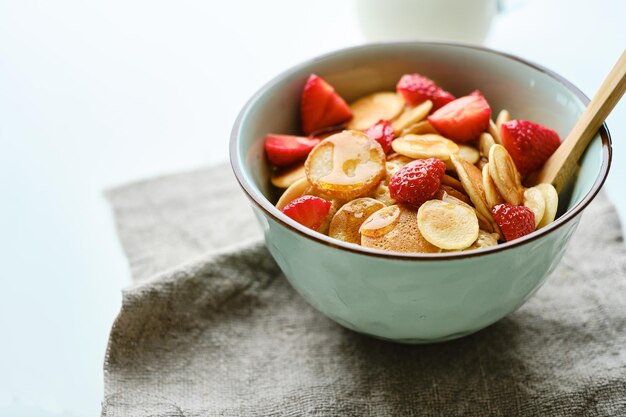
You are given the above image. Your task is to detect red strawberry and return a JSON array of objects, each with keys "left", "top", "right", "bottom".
[
  {"left": 492, "top": 203, "right": 536, "bottom": 242},
  {"left": 427, "top": 91, "right": 491, "bottom": 142},
  {"left": 281, "top": 195, "right": 332, "bottom": 231},
  {"left": 300, "top": 74, "right": 352, "bottom": 135},
  {"left": 396, "top": 73, "right": 456, "bottom": 110},
  {"left": 264, "top": 134, "right": 320, "bottom": 167},
  {"left": 500, "top": 120, "right": 561, "bottom": 176},
  {"left": 364, "top": 120, "right": 395, "bottom": 154},
  {"left": 389, "top": 158, "right": 446, "bottom": 208}
]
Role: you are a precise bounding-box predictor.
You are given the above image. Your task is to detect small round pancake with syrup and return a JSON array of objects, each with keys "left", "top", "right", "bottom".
[
  {"left": 523, "top": 186, "right": 546, "bottom": 228},
  {"left": 417, "top": 200, "right": 479, "bottom": 250},
  {"left": 391, "top": 100, "right": 433, "bottom": 134},
  {"left": 482, "top": 163, "right": 504, "bottom": 209},
  {"left": 391, "top": 134, "right": 459, "bottom": 161},
  {"left": 347, "top": 92, "right": 405, "bottom": 131},
  {"left": 360, "top": 205, "right": 440, "bottom": 253},
  {"left": 329, "top": 198, "right": 386, "bottom": 244},
  {"left": 535, "top": 183, "right": 558, "bottom": 229},
  {"left": 305, "top": 130, "right": 386, "bottom": 200},
  {"left": 271, "top": 163, "right": 306, "bottom": 189},
  {"left": 488, "top": 144, "right": 524, "bottom": 206}
]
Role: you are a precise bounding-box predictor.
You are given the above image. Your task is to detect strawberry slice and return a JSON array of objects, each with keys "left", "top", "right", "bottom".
[
  {"left": 396, "top": 73, "right": 456, "bottom": 110},
  {"left": 427, "top": 91, "right": 491, "bottom": 142},
  {"left": 500, "top": 120, "right": 561, "bottom": 176},
  {"left": 492, "top": 203, "right": 536, "bottom": 242},
  {"left": 301, "top": 74, "right": 352, "bottom": 135},
  {"left": 364, "top": 119, "right": 395, "bottom": 154},
  {"left": 264, "top": 134, "right": 320, "bottom": 167},
  {"left": 281, "top": 195, "right": 332, "bottom": 231}
]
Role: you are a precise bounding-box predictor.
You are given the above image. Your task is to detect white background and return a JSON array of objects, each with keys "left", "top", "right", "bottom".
[{"left": 0, "top": 0, "right": 624, "bottom": 415}]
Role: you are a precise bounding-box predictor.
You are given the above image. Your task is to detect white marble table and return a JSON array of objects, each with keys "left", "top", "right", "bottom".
[{"left": 0, "top": 1, "right": 623, "bottom": 415}]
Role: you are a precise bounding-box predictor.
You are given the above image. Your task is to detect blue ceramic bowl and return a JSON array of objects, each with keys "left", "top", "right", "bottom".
[{"left": 230, "top": 43, "right": 611, "bottom": 343}]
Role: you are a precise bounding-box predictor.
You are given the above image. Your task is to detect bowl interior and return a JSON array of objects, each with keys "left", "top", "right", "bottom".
[{"left": 234, "top": 43, "right": 608, "bottom": 248}]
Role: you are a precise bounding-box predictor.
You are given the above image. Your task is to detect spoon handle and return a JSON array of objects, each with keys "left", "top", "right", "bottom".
[{"left": 529, "top": 49, "right": 626, "bottom": 191}]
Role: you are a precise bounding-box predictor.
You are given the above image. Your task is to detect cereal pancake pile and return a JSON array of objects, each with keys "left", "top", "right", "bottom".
[{"left": 265, "top": 73, "right": 561, "bottom": 253}]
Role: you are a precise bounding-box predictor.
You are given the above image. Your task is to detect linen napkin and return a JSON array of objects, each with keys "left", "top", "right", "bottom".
[{"left": 102, "top": 164, "right": 626, "bottom": 417}]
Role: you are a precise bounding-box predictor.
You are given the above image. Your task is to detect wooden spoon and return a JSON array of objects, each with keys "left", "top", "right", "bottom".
[{"left": 528, "top": 49, "right": 626, "bottom": 192}]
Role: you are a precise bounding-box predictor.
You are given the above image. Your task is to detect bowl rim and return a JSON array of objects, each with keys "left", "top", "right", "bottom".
[{"left": 230, "top": 41, "right": 612, "bottom": 261}]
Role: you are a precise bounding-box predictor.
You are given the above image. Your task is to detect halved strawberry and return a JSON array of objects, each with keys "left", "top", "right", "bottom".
[
  {"left": 500, "top": 120, "right": 561, "bottom": 176},
  {"left": 427, "top": 91, "right": 491, "bottom": 142},
  {"left": 389, "top": 158, "right": 447, "bottom": 208},
  {"left": 264, "top": 134, "right": 320, "bottom": 167},
  {"left": 281, "top": 195, "right": 332, "bottom": 231},
  {"left": 396, "top": 73, "right": 456, "bottom": 110},
  {"left": 364, "top": 119, "right": 395, "bottom": 154},
  {"left": 492, "top": 203, "right": 536, "bottom": 242},
  {"left": 301, "top": 74, "right": 352, "bottom": 135}
]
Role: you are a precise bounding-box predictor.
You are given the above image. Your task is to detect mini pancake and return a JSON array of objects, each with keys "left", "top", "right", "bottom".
[
  {"left": 391, "top": 134, "right": 459, "bottom": 161},
  {"left": 535, "top": 183, "right": 558, "bottom": 229},
  {"left": 271, "top": 163, "right": 306, "bottom": 189},
  {"left": 482, "top": 163, "right": 504, "bottom": 209},
  {"left": 444, "top": 144, "right": 480, "bottom": 171},
  {"left": 458, "top": 144, "right": 480, "bottom": 164},
  {"left": 359, "top": 205, "right": 401, "bottom": 238},
  {"left": 479, "top": 132, "right": 496, "bottom": 158},
  {"left": 276, "top": 177, "right": 310, "bottom": 210},
  {"left": 417, "top": 200, "right": 479, "bottom": 250},
  {"left": 386, "top": 154, "right": 413, "bottom": 176},
  {"left": 496, "top": 109, "right": 511, "bottom": 131},
  {"left": 467, "top": 230, "right": 500, "bottom": 250},
  {"left": 369, "top": 181, "right": 396, "bottom": 206},
  {"left": 488, "top": 119, "right": 503, "bottom": 145},
  {"left": 318, "top": 199, "right": 343, "bottom": 235},
  {"left": 391, "top": 100, "right": 433, "bottom": 134},
  {"left": 441, "top": 174, "right": 465, "bottom": 193},
  {"left": 360, "top": 205, "right": 440, "bottom": 253},
  {"left": 305, "top": 130, "right": 386, "bottom": 200},
  {"left": 434, "top": 184, "right": 471, "bottom": 205},
  {"left": 523, "top": 186, "right": 546, "bottom": 228},
  {"left": 329, "top": 198, "right": 386, "bottom": 244},
  {"left": 317, "top": 129, "right": 344, "bottom": 140},
  {"left": 488, "top": 144, "right": 524, "bottom": 206},
  {"left": 347, "top": 92, "right": 405, "bottom": 131},
  {"left": 450, "top": 154, "right": 496, "bottom": 229},
  {"left": 441, "top": 190, "right": 497, "bottom": 234},
  {"left": 370, "top": 154, "right": 413, "bottom": 206},
  {"left": 476, "top": 208, "right": 498, "bottom": 234},
  {"left": 400, "top": 120, "right": 438, "bottom": 137}
]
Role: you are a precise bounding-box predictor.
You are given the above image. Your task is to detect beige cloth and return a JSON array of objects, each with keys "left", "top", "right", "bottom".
[{"left": 103, "top": 164, "right": 626, "bottom": 416}]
